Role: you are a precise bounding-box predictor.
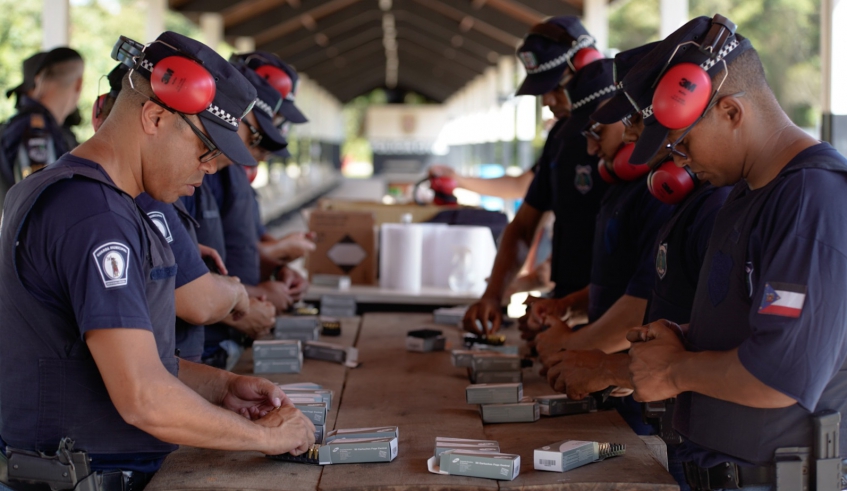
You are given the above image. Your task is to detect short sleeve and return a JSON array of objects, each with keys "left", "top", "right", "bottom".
[
  {"left": 524, "top": 157, "right": 552, "bottom": 211},
  {"left": 626, "top": 188, "right": 675, "bottom": 299},
  {"left": 739, "top": 169, "right": 847, "bottom": 410}
]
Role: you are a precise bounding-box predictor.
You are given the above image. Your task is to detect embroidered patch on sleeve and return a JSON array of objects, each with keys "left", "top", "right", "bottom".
[
  {"left": 93, "top": 242, "right": 130, "bottom": 288},
  {"left": 758, "top": 282, "right": 806, "bottom": 318},
  {"left": 146, "top": 211, "right": 173, "bottom": 243}
]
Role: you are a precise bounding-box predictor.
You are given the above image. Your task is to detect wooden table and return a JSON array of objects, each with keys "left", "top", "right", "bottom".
[
  {"left": 304, "top": 284, "right": 481, "bottom": 308},
  {"left": 147, "top": 313, "right": 678, "bottom": 491}
]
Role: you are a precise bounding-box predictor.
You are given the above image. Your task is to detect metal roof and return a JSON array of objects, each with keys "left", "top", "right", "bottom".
[{"left": 169, "top": 0, "right": 584, "bottom": 102}]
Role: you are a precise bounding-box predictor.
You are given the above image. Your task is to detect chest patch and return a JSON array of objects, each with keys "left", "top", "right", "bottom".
[
  {"left": 147, "top": 211, "right": 173, "bottom": 243},
  {"left": 758, "top": 282, "right": 806, "bottom": 318},
  {"left": 93, "top": 242, "right": 130, "bottom": 289},
  {"left": 656, "top": 242, "right": 668, "bottom": 279},
  {"left": 574, "top": 165, "right": 593, "bottom": 195}
]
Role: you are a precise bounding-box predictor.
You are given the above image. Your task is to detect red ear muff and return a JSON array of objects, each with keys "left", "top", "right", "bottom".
[
  {"left": 612, "top": 143, "right": 650, "bottom": 181},
  {"left": 255, "top": 65, "right": 292, "bottom": 99},
  {"left": 150, "top": 56, "right": 216, "bottom": 114},
  {"left": 647, "top": 161, "right": 698, "bottom": 204},
  {"left": 243, "top": 164, "right": 259, "bottom": 184},
  {"left": 92, "top": 93, "right": 109, "bottom": 132},
  {"left": 572, "top": 48, "right": 604, "bottom": 71},
  {"left": 652, "top": 63, "right": 713, "bottom": 129},
  {"left": 598, "top": 159, "right": 618, "bottom": 184}
]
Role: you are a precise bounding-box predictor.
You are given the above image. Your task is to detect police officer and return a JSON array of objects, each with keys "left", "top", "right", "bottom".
[
  {"left": 5, "top": 52, "right": 46, "bottom": 109},
  {"left": 463, "top": 16, "right": 609, "bottom": 334},
  {"left": 0, "top": 32, "right": 314, "bottom": 489},
  {"left": 0, "top": 47, "right": 83, "bottom": 195},
  {"left": 619, "top": 17, "right": 847, "bottom": 491},
  {"left": 92, "top": 63, "right": 259, "bottom": 363}
]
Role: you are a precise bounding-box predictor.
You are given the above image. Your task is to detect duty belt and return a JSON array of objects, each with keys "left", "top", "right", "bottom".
[
  {"left": 643, "top": 398, "right": 683, "bottom": 446},
  {"left": 683, "top": 461, "right": 775, "bottom": 490}
]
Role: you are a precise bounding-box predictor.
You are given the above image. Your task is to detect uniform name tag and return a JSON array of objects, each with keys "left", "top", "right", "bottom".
[
  {"left": 758, "top": 282, "right": 806, "bottom": 318},
  {"left": 93, "top": 242, "right": 130, "bottom": 289}
]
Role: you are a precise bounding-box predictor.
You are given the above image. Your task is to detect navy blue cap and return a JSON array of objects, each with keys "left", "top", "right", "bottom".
[
  {"left": 6, "top": 52, "right": 46, "bottom": 98},
  {"left": 622, "top": 16, "right": 751, "bottom": 164},
  {"left": 554, "top": 58, "right": 616, "bottom": 140},
  {"left": 591, "top": 42, "right": 660, "bottom": 124},
  {"left": 515, "top": 16, "right": 595, "bottom": 96},
  {"left": 232, "top": 51, "right": 308, "bottom": 124},
  {"left": 114, "top": 31, "right": 259, "bottom": 167},
  {"left": 231, "top": 63, "right": 288, "bottom": 152}
]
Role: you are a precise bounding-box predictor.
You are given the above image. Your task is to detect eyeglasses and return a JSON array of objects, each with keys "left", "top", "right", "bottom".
[
  {"left": 581, "top": 122, "right": 602, "bottom": 141},
  {"left": 665, "top": 91, "right": 745, "bottom": 161},
  {"left": 621, "top": 111, "right": 643, "bottom": 129},
  {"left": 242, "top": 119, "right": 263, "bottom": 148}
]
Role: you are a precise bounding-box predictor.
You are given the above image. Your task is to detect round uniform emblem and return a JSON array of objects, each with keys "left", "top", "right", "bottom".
[
  {"left": 656, "top": 242, "right": 668, "bottom": 279},
  {"left": 92, "top": 242, "right": 130, "bottom": 288},
  {"left": 574, "top": 165, "right": 593, "bottom": 195},
  {"left": 103, "top": 251, "right": 125, "bottom": 280}
]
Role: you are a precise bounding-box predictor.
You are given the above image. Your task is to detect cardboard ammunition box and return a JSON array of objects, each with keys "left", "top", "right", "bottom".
[
  {"left": 471, "top": 353, "right": 521, "bottom": 372},
  {"left": 303, "top": 341, "right": 358, "bottom": 366},
  {"left": 278, "top": 382, "right": 323, "bottom": 390},
  {"left": 471, "top": 370, "right": 522, "bottom": 384},
  {"left": 534, "top": 440, "right": 599, "bottom": 472},
  {"left": 315, "top": 424, "right": 325, "bottom": 444},
  {"left": 465, "top": 383, "right": 523, "bottom": 405},
  {"left": 325, "top": 426, "right": 399, "bottom": 443},
  {"left": 252, "top": 339, "right": 302, "bottom": 360},
  {"left": 274, "top": 327, "right": 321, "bottom": 343},
  {"left": 406, "top": 329, "right": 446, "bottom": 352},
  {"left": 318, "top": 437, "right": 398, "bottom": 464},
  {"left": 433, "top": 306, "right": 467, "bottom": 326},
  {"left": 452, "top": 350, "right": 476, "bottom": 368},
  {"left": 293, "top": 402, "right": 327, "bottom": 425},
  {"left": 535, "top": 394, "right": 595, "bottom": 417},
  {"left": 480, "top": 401, "right": 540, "bottom": 424},
  {"left": 471, "top": 344, "right": 520, "bottom": 355},
  {"left": 434, "top": 437, "right": 499, "bottom": 458},
  {"left": 312, "top": 274, "right": 351, "bottom": 289},
  {"left": 320, "top": 295, "right": 357, "bottom": 316},
  {"left": 437, "top": 450, "right": 520, "bottom": 481},
  {"left": 307, "top": 210, "right": 376, "bottom": 285},
  {"left": 276, "top": 316, "right": 322, "bottom": 330},
  {"left": 253, "top": 354, "right": 303, "bottom": 374},
  {"left": 280, "top": 389, "right": 333, "bottom": 410}
]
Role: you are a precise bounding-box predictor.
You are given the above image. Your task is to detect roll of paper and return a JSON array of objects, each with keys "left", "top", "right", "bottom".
[
  {"left": 433, "top": 226, "right": 497, "bottom": 293},
  {"left": 379, "top": 223, "right": 423, "bottom": 292},
  {"left": 419, "top": 223, "right": 448, "bottom": 287}
]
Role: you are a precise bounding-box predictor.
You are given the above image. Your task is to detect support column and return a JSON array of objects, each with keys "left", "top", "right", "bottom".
[
  {"left": 146, "top": 0, "right": 166, "bottom": 43},
  {"left": 235, "top": 37, "right": 255, "bottom": 53},
  {"left": 200, "top": 12, "right": 224, "bottom": 52},
  {"left": 660, "top": 0, "right": 688, "bottom": 38},
  {"left": 583, "top": 0, "right": 608, "bottom": 53},
  {"left": 42, "top": 0, "right": 69, "bottom": 50},
  {"left": 821, "top": 0, "right": 847, "bottom": 154}
]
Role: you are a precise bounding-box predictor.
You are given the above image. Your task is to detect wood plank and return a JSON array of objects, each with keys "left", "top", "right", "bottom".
[
  {"left": 318, "top": 312, "right": 499, "bottom": 490},
  {"left": 146, "top": 317, "right": 362, "bottom": 491}
]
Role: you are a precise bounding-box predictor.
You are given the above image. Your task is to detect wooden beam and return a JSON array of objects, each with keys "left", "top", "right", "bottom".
[
  {"left": 479, "top": 0, "right": 545, "bottom": 25},
  {"left": 253, "top": 0, "right": 363, "bottom": 46},
  {"left": 410, "top": 0, "right": 521, "bottom": 48},
  {"left": 222, "top": 0, "right": 288, "bottom": 28}
]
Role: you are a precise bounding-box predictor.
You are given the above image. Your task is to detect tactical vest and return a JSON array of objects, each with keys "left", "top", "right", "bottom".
[
  {"left": 220, "top": 165, "right": 260, "bottom": 286},
  {"left": 0, "top": 161, "right": 179, "bottom": 455},
  {"left": 172, "top": 199, "right": 205, "bottom": 363},
  {"left": 675, "top": 154, "right": 847, "bottom": 465},
  {"left": 192, "top": 181, "right": 226, "bottom": 268}
]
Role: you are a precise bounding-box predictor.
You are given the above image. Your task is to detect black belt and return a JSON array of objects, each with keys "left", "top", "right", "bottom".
[
  {"left": 684, "top": 461, "right": 775, "bottom": 490},
  {"left": 4, "top": 470, "right": 152, "bottom": 491}
]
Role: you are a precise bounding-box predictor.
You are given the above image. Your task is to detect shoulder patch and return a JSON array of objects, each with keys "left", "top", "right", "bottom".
[
  {"left": 574, "top": 164, "right": 593, "bottom": 195},
  {"left": 93, "top": 242, "right": 130, "bottom": 288},
  {"left": 146, "top": 211, "right": 173, "bottom": 243},
  {"left": 656, "top": 242, "right": 668, "bottom": 279},
  {"left": 758, "top": 282, "right": 806, "bottom": 318},
  {"left": 29, "top": 113, "right": 45, "bottom": 129}
]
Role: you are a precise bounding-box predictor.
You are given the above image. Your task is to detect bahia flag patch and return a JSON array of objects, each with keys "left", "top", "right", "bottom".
[{"left": 758, "top": 282, "right": 806, "bottom": 318}]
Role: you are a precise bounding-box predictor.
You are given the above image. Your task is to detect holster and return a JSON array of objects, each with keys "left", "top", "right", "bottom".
[
  {"left": 643, "top": 398, "right": 683, "bottom": 446},
  {"left": 1, "top": 438, "right": 98, "bottom": 491}
]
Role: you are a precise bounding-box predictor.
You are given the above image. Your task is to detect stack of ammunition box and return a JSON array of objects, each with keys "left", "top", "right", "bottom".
[
  {"left": 275, "top": 316, "right": 321, "bottom": 342},
  {"left": 252, "top": 340, "right": 302, "bottom": 374},
  {"left": 320, "top": 295, "right": 357, "bottom": 317},
  {"left": 465, "top": 383, "right": 540, "bottom": 424}
]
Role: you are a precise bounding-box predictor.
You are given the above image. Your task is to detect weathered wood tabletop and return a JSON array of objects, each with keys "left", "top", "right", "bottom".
[{"left": 147, "top": 313, "right": 678, "bottom": 491}]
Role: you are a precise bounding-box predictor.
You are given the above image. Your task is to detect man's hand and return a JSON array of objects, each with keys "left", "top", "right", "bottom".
[
  {"left": 255, "top": 406, "right": 316, "bottom": 456},
  {"left": 255, "top": 281, "right": 294, "bottom": 315},
  {"left": 198, "top": 244, "right": 227, "bottom": 275},
  {"left": 222, "top": 374, "right": 293, "bottom": 419},
  {"left": 627, "top": 320, "right": 687, "bottom": 402},
  {"left": 545, "top": 350, "right": 628, "bottom": 400},
  {"left": 259, "top": 232, "right": 317, "bottom": 265},
  {"left": 224, "top": 277, "right": 250, "bottom": 322},
  {"left": 277, "top": 266, "right": 308, "bottom": 301},
  {"left": 463, "top": 295, "right": 501, "bottom": 334},
  {"left": 536, "top": 315, "right": 575, "bottom": 362},
  {"left": 528, "top": 288, "right": 589, "bottom": 331},
  {"left": 225, "top": 297, "right": 275, "bottom": 339}
]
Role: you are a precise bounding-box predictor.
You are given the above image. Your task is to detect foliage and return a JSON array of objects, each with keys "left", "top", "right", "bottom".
[{"left": 609, "top": 0, "right": 821, "bottom": 127}]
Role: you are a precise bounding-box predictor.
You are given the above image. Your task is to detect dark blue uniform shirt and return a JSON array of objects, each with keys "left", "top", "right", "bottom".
[{"left": 1, "top": 96, "right": 73, "bottom": 187}]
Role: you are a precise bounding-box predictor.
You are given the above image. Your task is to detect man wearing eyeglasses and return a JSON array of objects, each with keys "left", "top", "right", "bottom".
[
  {"left": 613, "top": 18, "right": 847, "bottom": 491},
  {"left": 463, "top": 16, "right": 610, "bottom": 335},
  {"left": 0, "top": 32, "right": 315, "bottom": 490}
]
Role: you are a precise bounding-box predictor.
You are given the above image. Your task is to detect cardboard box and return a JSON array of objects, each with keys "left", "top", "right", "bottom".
[
  {"left": 480, "top": 401, "right": 540, "bottom": 424},
  {"left": 307, "top": 210, "right": 377, "bottom": 285},
  {"left": 406, "top": 329, "right": 446, "bottom": 352},
  {"left": 471, "top": 353, "right": 521, "bottom": 372},
  {"left": 280, "top": 388, "right": 333, "bottom": 410},
  {"left": 433, "top": 306, "right": 467, "bottom": 326},
  {"left": 432, "top": 450, "right": 520, "bottom": 480},
  {"left": 318, "top": 198, "right": 454, "bottom": 227},
  {"left": 471, "top": 370, "right": 522, "bottom": 384},
  {"left": 253, "top": 354, "right": 303, "bottom": 374},
  {"left": 278, "top": 382, "right": 323, "bottom": 390},
  {"left": 318, "top": 437, "right": 398, "bottom": 464},
  {"left": 304, "top": 341, "right": 359, "bottom": 367},
  {"left": 276, "top": 316, "right": 321, "bottom": 330},
  {"left": 293, "top": 402, "right": 328, "bottom": 425},
  {"left": 434, "top": 437, "right": 499, "bottom": 458},
  {"left": 535, "top": 394, "right": 596, "bottom": 417},
  {"left": 533, "top": 440, "right": 625, "bottom": 472},
  {"left": 320, "top": 295, "right": 357, "bottom": 317},
  {"left": 315, "top": 424, "right": 325, "bottom": 444},
  {"left": 451, "top": 350, "right": 476, "bottom": 368},
  {"left": 252, "top": 339, "right": 301, "bottom": 360},
  {"left": 465, "top": 383, "right": 522, "bottom": 405},
  {"left": 325, "top": 426, "right": 399, "bottom": 443}
]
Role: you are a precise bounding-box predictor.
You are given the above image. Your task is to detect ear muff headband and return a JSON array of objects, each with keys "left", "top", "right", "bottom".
[
  {"left": 612, "top": 143, "right": 650, "bottom": 181},
  {"left": 650, "top": 15, "right": 737, "bottom": 129},
  {"left": 647, "top": 161, "right": 699, "bottom": 205}
]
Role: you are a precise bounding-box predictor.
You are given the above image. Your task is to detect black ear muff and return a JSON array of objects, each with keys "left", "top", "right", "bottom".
[
  {"left": 647, "top": 161, "right": 698, "bottom": 204},
  {"left": 150, "top": 56, "right": 215, "bottom": 114},
  {"left": 652, "top": 63, "right": 713, "bottom": 129},
  {"left": 255, "top": 65, "right": 292, "bottom": 99},
  {"left": 612, "top": 143, "right": 650, "bottom": 181}
]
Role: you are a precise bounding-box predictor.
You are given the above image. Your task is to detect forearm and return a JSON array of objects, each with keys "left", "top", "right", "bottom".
[
  {"left": 672, "top": 348, "right": 796, "bottom": 408},
  {"left": 178, "top": 358, "right": 236, "bottom": 404},
  {"left": 483, "top": 213, "right": 539, "bottom": 301},
  {"left": 567, "top": 295, "right": 647, "bottom": 353},
  {"left": 456, "top": 175, "right": 531, "bottom": 200},
  {"left": 175, "top": 273, "right": 242, "bottom": 325},
  {"left": 604, "top": 353, "right": 634, "bottom": 389}
]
